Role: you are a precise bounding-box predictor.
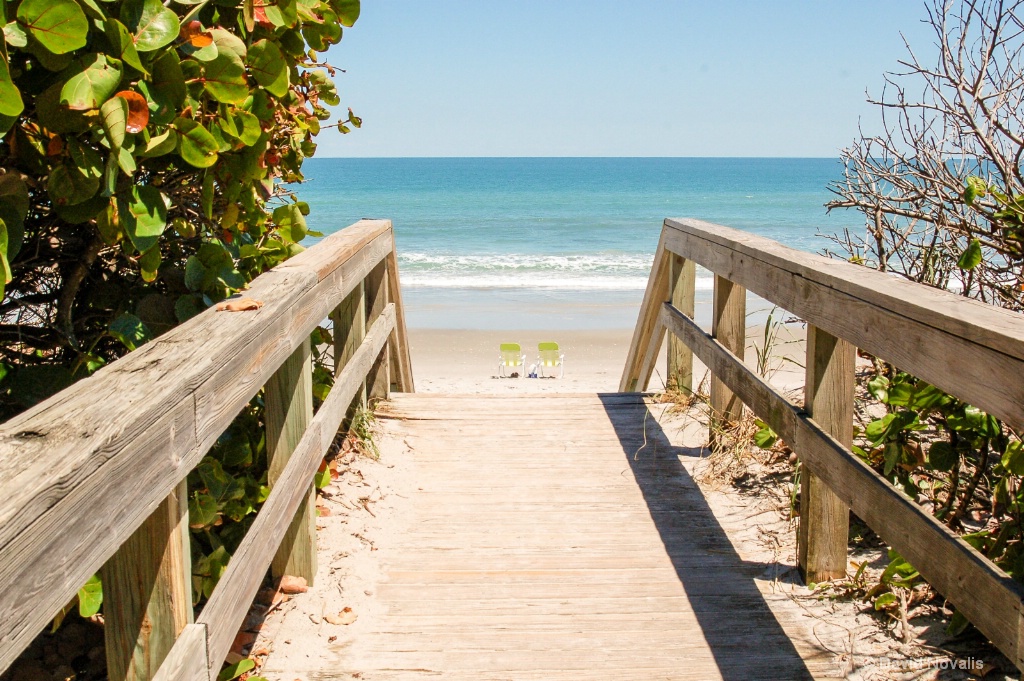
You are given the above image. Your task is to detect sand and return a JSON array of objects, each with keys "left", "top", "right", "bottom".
[{"left": 405, "top": 321, "right": 808, "bottom": 396}]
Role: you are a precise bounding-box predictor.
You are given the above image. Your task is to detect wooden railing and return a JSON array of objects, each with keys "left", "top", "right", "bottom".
[
  {"left": 0, "top": 219, "right": 413, "bottom": 681},
  {"left": 622, "top": 218, "right": 1024, "bottom": 672}
]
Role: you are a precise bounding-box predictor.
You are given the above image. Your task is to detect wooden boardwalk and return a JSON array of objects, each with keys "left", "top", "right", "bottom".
[{"left": 329, "top": 392, "right": 838, "bottom": 680}]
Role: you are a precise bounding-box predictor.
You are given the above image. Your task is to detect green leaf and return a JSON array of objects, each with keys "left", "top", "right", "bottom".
[
  {"left": 873, "top": 592, "right": 897, "bottom": 610},
  {"left": 188, "top": 492, "right": 218, "bottom": 527},
  {"left": 139, "top": 245, "right": 160, "bottom": 282},
  {"left": 946, "top": 610, "right": 970, "bottom": 636},
  {"left": 333, "top": 0, "right": 359, "bottom": 26},
  {"left": 120, "top": 0, "right": 179, "bottom": 52},
  {"left": 0, "top": 58, "right": 24, "bottom": 117},
  {"left": 1002, "top": 440, "right": 1024, "bottom": 476},
  {"left": 120, "top": 185, "right": 169, "bottom": 252},
  {"left": 866, "top": 375, "right": 888, "bottom": 403},
  {"left": 150, "top": 50, "right": 185, "bottom": 110},
  {"left": 964, "top": 176, "right": 988, "bottom": 206},
  {"left": 201, "top": 51, "right": 248, "bottom": 104},
  {"left": 883, "top": 441, "right": 900, "bottom": 476},
  {"left": 47, "top": 164, "right": 100, "bottom": 206},
  {"left": 109, "top": 313, "right": 151, "bottom": 350},
  {"left": 77, "top": 575, "right": 103, "bottom": 617},
  {"left": 927, "top": 441, "right": 958, "bottom": 472},
  {"left": 217, "top": 655, "right": 255, "bottom": 681},
  {"left": 209, "top": 27, "right": 247, "bottom": 61},
  {"left": 102, "top": 18, "right": 148, "bottom": 74},
  {"left": 263, "top": 0, "right": 297, "bottom": 28},
  {"left": 140, "top": 129, "right": 178, "bottom": 157},
  {"left": 247, "top": 39, "right": 289, "bottom": 97},
  {"left": 314, "top": 467, "right": 331, "bottom": 489},
  {"left": 219, "top": 108, "right": 261, "bottom": 146},
  {"left": 173, "top": 117, "right": 219, "bottom": 168},
  {"left": 60, "top": 53, "right": 124, "bottom": 110},
  {"left": 273, "top": 203, "right": 307, "bottom": 243},
  {"left": 100, "top": 95, "right": 128, "bottom": 151},
  {"left": 957, "top": 239, "right": 982, "bottom": 270},
  {"left": 3, "top": 21, "right": 27, "bottom": 48},
  {"left": 17, "top": 0, "right": 88, "bottom": 54},
  {"left": 0, "top": 172, "right": 28, "bottom": 258}
]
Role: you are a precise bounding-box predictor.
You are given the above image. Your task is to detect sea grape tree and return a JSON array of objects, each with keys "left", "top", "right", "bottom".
[{"left": 0, "top": 0, "right": 361, "bottom": 417}]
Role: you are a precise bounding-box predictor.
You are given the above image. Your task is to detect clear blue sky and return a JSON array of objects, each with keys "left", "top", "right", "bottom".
[{"left": 319, "top": 1, "right": 935, "bottom": 157}]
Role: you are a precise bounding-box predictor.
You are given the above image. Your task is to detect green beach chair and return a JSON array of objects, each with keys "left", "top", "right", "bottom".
[
  {"left": 537, "top": 342, "right": 564, "bottom": 378},
  {"left": 498, "top": 343, "right": 526, "bottom": 377}
]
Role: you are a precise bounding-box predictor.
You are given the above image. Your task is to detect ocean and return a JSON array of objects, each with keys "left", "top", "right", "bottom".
[{"left": 299, "top": 158, "right": 862, "bottom": 329}]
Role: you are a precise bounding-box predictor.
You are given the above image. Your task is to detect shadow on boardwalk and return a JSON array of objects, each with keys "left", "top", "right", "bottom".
[{"left": 600, "top": 394, "right": 818, "bottom": 680}]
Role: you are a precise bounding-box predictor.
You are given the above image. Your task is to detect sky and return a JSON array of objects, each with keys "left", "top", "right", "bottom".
[{"left": 318, "top": 1, "right": 937, "bottom": 158}]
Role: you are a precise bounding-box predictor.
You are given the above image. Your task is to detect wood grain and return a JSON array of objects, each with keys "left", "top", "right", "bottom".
[
  {"left": 265, "top": 339, "right": 317, "bottom": 585},
  {"left": 710, "top": 274, "right": 745, "bottom": 435},
  {"left": 150, "top": 624, "right": 209, "bottom": 681},
  {"left": 323, "top": 391, "right": 834, "bottom": 679},
  {"left": 667, "top": 254, "right": 696, "bottom": 393},
  {"left": 386, "top": 245, "right": 415, "bottom": 392},
  {"left": 619, "top": 236, "right": 670, "bottom": 392},
  {"left": 659, "top": 301, "right": 1024, "bottom": 670},
  {"left": 197, "top": 305, "right": 395, "bottom": 674},
  {"left": 103, "top": 479, "right": 192, "bottom": 681},
  {"left": 0, "top": 220, "right": 403, "bottom": 672},
  {"left": 662, "top": 217, "right": 1024, "bottom": 431},
  {"left": 798, "top": 326, "right": 853, "bottom": 583}
]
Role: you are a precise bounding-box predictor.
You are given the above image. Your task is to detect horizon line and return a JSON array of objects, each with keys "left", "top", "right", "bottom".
[{"left": 308, "top": 155, "right": 843, "bottom": 160}]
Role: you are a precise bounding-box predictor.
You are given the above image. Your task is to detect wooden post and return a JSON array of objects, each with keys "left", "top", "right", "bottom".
[
  {"left": 265, "top": 339, "right": 316, "bottom": 585},
  {"left": 331, "top": 281, "right": 367, "bottom": 422},
  {"left": 667, "top": 254, "right": 696, "bottom": 394},
  {"left": 710, "top": 275, "right": 746, "bottom": 439},
  {"left": 103, "top": 480, "right": 192, "bottom": 681},
  {"left": 799, "top": 325, "right": 854, "bottom": 583},
  {"left": 364, "top": 259, "right": 390, "bottom": 404}
]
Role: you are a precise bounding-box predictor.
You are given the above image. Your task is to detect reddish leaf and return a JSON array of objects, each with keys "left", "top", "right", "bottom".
[
  {"left": 180, "top": 20, "right": 213, "bottom": 47},
  {"left": 114, "top": 90, "right": 149, "bottom": 133},
  {"left": 46, "top": 136, "right": 63, "bottom": 157},
  {"left": 215, "top": 297, "right": 263, "bottom": 312}
]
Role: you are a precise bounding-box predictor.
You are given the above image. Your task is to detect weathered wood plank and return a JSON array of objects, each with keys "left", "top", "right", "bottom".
[
  {"left": 663, "top": 217, "right": 1024, "bottom": 431},
  {"left": 103, "top": 479, "right": 192, "bottom": 681},
  {"left": 659, "top": 301, "right": 1024, "bottom": 670},
  {"left": 151, "top": 624, "right": 210, "bottom": 681},
  {"left": 710, "top": 274, "right": 745, "bottom": 435},
  {"left": 667, "top": 254, "right": 696, "bottom": 393},
  {"left": 265, "top": 339, "right": 316, "bottom": 585},
  {"left": 619, "top": 237, "right": 670, "bottom": 391},
  {"left": 196, "top": 305, "right": 395, "bottom": 674},
  {"left": 0, "top": 221, "right": 398, "bottom": 672},
  {"left": 386, "top": 244, "right": 415, "bottom": 392},
  {"left": 798, "top": 326, "right": 853, "bottom": 583},
  {"left": 318, "top": 391, "right": 831, "bottom": 680},
  {"left": 365, "top": 258, "right": 390, "bottom": 403}
]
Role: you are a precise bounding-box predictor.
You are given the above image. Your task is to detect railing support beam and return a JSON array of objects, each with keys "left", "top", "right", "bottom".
[
  {"left": 331, "top": 280, "right": 367, "bottom": 426},
  {"left": 266, "top": 339, "right": 316, "bottom": 585},
  {"left": 799, "top": 326, "right": 854, "bottom": 583},
  {"left": 103, "top": 479, "right": 193, "bottom": 681},
  {"left": 710, "top": 275, "right": 745, "bottom": 439},
  {"left": 667, "top": 254, "right": 696, "bottom": 393},
  {"left": 365, "top": 259, "right": 390, "bottom": 403}
]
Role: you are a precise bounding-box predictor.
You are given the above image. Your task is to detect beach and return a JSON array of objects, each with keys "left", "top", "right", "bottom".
[{"left": 404, "top": 320, "right": 808, "bottom": 396}]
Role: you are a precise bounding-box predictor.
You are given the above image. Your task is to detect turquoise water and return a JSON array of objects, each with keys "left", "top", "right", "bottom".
[{"left": 300, "top": 158, "right": 862, "bottom": 328}]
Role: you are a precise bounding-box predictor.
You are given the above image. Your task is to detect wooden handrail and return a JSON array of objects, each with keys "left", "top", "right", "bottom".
[
  {"left": 0, "top": 220, "right": 414, "bottom": 678},
  {"left": 623, "top": 218, "right": 1024, "bottom": 672}
]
